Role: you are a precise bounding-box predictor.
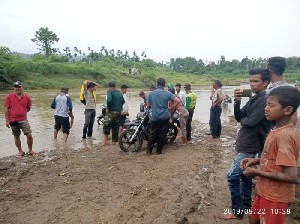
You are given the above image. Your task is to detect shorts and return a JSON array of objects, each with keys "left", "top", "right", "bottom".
[
  {"left": 119, "top": 114, "right": 127, "bottom": 127},
  {"left": 10, "top": 120, "right": 32, "bottom": 136},
  {"left": 249, "top": 194, "right": 290, "bottom": 224},
  {"left": 54, "top": 115, "right": 70, "bottom": 134}
]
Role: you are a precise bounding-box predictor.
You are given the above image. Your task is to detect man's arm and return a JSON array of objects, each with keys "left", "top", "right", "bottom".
[
  {"left": 244, "top": 166, "right": 297, "bottom": 184},
  {"left": 4, "top": 106, "right": 10, "bottom": 128},
  {"left": 213, "top": 90, "right": 224, "bottom": 107},
  {"left": 51, "top": 97, "right": 56, "bottom": 109},
  {"left": 240, "top": 98, "right": 267, "bottom": 127},
  {"left": 169, "top": 97, "right": 180, "bottom": 113}
]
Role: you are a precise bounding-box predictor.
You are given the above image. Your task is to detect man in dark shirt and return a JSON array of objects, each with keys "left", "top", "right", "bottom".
[
  {"left": 146, "top": 78, "right": 180, "bottom": 155},
  {"left": 224, "top": 68, "right": 272, "bottom": 220},
  {"left": 102, "top": 81, "right": 124, "bottom": 146}
]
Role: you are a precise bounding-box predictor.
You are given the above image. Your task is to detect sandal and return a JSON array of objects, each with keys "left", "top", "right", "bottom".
[
  {"left": 28, "top": 151, "right": 37, "bottom": 157},
  {"left": 16, "top": 152, "right": 25, "bottom": 158}
]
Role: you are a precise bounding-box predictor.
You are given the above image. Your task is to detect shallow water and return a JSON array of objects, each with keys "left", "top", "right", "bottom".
[{"left": 0, "top": 87, "right": 240, "bottom": 158}]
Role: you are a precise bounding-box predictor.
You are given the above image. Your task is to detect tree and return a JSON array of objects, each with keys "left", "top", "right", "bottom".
[{"left": 31, "top": 27, "right": 59, "bottom": 57}]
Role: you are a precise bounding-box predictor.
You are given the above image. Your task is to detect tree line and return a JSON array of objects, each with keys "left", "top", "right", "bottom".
[{"left": 30, "top": 27, "right": 300, "bottom": 75}]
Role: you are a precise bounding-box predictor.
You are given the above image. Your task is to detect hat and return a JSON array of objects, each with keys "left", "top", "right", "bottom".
[
  {"left": 13, "top": 81, "right": 23, "bottom": 87},
  {"left": 184, "top": 83, "right": 191, "bottom": 90},
  {"left": 175, "top": 83, "right": 181, "bottom": 88},
  {"left": 121, "top": 84, "right": 128, "bottom": 89},
  {"left": 295, "top": 80, "right": 300, "bottom": 85},
  {"left": 167, "top": 83, "right": 174, "bottom": 88}
]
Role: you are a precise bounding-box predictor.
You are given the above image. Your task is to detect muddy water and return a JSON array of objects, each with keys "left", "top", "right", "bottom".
[{"left": 0, "top": 87, "right": 240, "bottom": 158}]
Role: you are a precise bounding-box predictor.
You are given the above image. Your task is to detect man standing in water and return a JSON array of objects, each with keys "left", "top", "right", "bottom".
[
  {"left": 82, "top": 80, "right": 98, "bottom": 139},
  {"left": 4, "top": 81, "right": 36, "bottom": 157},
  {"left": 102, "top": 81, "right": 124, "bottom": 146},
  {"left": 51, "top": 87, "right": 74, "bottom": 142}
]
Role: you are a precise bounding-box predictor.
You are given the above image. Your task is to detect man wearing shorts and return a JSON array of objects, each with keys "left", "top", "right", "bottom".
[
  {"left": 51, "top": 87, "right": 73, "bottom": 142},
  {"left": 4, "top": 81, "right": 36, "bottom": 157}
]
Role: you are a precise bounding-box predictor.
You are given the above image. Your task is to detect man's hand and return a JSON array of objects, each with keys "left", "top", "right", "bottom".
[
  {"left": 243, "top": 167, "right": 258, "bottom": 178},
  {"left": 5, "top": 120, "right": 10, "bottom": 128},
  {"left": 234, "top": 89, "right": 242, "bottom": 101},
  {"left": 240, "top": 158, "right": 260, "bottom": 169}
]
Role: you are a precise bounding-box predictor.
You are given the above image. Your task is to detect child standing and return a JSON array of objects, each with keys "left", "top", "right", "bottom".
[{"left": 240, "top": 86, "right": 300, "bottom": 224}]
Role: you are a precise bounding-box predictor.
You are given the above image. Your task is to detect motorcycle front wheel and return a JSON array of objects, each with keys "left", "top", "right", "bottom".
[
  {"left": 118, "top": 129, "right": 143, "bottom": 152},
  {"left": 165, "top": 124, "right": 178, "bottom": 144}
]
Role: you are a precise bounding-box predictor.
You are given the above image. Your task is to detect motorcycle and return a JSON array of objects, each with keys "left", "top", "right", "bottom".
[
  {"left": 97, "top": 104, "right": 130, "bottom": 126},
  {"left": 118, "top": 110, "right": 178, "bottom": 152},
  {"left": 97, "top": 104, "right": 106, "bottom": 126}
]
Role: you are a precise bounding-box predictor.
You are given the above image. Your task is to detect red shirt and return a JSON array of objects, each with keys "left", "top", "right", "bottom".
[
  {"left": 256, "top": 124, "right": 299, "bottom": 203},
  {"left": 4, "top": 93, "right": 32, "bottom": 122}
]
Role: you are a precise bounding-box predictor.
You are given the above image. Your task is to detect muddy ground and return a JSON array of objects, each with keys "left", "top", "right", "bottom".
[{"left": 0, "top": 119, "right": 299, "bottom": 224}]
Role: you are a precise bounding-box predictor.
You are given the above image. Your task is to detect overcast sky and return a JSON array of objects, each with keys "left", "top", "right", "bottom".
[{"left": 1, "top": 0, "right": 299, "bottom": 63}]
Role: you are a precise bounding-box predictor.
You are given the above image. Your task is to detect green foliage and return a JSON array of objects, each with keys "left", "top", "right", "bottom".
[
  {"left": 1, "top": 44, "right": 300, "bottom": 90},
  {"left": 31, "top": 27, "right": 59, "bottom": 57}
]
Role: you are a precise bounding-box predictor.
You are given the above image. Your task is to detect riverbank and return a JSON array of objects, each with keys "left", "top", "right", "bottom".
[{"left": 0, "top": 119, "right": 299, "bottom": 224}]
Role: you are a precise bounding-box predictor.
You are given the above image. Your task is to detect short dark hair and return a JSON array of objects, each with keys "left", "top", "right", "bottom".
[
  {"left": 168, "top": 87, "right": 175, "bottom": 94},
  {"left": 267, "top": 57, "right": 286, "bottom": 76},
  {"left": 87, "top": 82, "right": 96, "bottom": 89},
  {"left": 60, "top": 87, "right": 69, "bottom": 93},
  {"left": 249, "top": 68, "right": 271, "bottom": 83},
  {"left": 269, "top": 86, "right": 300, "bottom": 115},
  {"left": 150, "top": 84, "right": 156, "bottom": 90},
  {"left": 175, "top": 83, "right": 181, "bottom": 88},
  {"left": 108, "top": 81, "right": 116, "bottom": 87},
  {"left": 213, "top": 80, "right": 222, "bottom": 88},
  {"left": 120, "top": 84, "right": 128, "bottom": 89},
  {"left": 157, "top": 78, "right": 166, "bottom": 87}
]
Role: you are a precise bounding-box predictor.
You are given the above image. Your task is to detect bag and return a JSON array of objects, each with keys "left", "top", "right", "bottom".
[{"left": 79, "top": 80, "right": 97, "bottom": 106}]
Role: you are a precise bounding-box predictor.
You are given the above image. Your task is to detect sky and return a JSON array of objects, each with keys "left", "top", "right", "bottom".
[{"left": 0, "top": 0, "right": 300, "bottom": 63}]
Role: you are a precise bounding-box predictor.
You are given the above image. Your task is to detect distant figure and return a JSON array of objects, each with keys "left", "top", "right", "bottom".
[
  {"left": 175, "top": 83, "right": 186, "bottom": 105},
  {"left": 209, "top": 80, "right": 224, "bottom": 139},
  {"left": 4, "top": 81, "right": 36, "bottom": 157},
  {"left": 149, "top": 84, "right": 156, "bottom": 91},
  {"left": 168, "top": 88, "right": 189, "bottom": 146},
  {"left": 139, "top": 91, "right": 147, "bottom": 104},
  {"left": 102, "top": 81, "right": 124, "bottom": 146},
  {"left": 266, "top": 56, "right": 297, "bottom": 125},
  {"left": 146, "top": 78, "right": 180, "bottom": 154},
  {"left": 51, "top": 87, "right": 74, "bottom": 142},
  {"left": 118, "top": 84, "right": 129, "bottom": 135},
  {"left": 184, "top": 83, "right": 197, "bottom": 142},
  {"left": 139, "top": 91, "right": 147, "bottom": 112},
  {"left": 82, "top": 80, "right": 98, "bottom": 139},
  {"left": 295, "top": 80, "right": 300, "bottom": 91}
]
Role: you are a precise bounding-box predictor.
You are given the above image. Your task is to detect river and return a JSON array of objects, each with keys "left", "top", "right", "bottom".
[{"left": 0, "top": 86, "right": 241, "bottom": 158}]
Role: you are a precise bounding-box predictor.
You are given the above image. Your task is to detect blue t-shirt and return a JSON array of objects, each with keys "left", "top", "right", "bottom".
[{"left": 147, "top": 87, "right": 175, "bottom": 121}]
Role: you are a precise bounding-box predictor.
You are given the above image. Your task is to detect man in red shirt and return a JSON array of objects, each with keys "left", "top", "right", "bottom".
[{"left": 4, "top": 81, "right": 36, "bottom": 157}]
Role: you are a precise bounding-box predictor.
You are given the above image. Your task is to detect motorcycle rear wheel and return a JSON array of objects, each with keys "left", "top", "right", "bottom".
[
  {"left": 119, "top": 129, "right": 143, "bottom": 152},
  {"left": 165, "top": 125, "right": 178, "bottom": 144}
]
